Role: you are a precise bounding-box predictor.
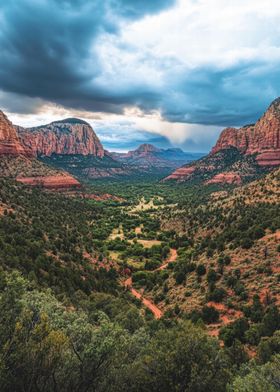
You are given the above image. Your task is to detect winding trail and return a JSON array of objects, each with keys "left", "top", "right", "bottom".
[
  {"left": 123, "top": 249, "right": 177, "bottom": 319},
  {"left": 124, "top": 277, "right": 163, "bottom": 319},
  {"left": 156, "top": 248, "right": 177, "bottom": 271}
]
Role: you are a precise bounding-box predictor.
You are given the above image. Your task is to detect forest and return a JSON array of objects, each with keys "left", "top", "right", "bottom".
[{"left": 0, "top": 175, "right": 279, "bottom": 391}]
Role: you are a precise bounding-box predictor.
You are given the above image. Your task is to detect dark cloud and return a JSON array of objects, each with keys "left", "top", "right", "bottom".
[
  {"left": 1, "top": 0, "right": 280, "bottom": 132},
  {"left": 0, "top": 0, "right": 175, "bottom": 111},
  {"left": 93, "top": 119, "right": 171, "bottom": 149},
  {"left": 159, "top": 62, "right": 280, "bottom": 126}
]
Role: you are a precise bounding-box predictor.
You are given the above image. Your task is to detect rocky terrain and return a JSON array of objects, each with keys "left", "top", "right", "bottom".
[
  {"left": 17, "top": 118, "right": 105, "bottom": 157},
  {"left": 165, "top": 98, "right": 280, "bottom": 184},
  {"left": 0, "top": 111, "right": 81, "bottom": 189},
  {"left": 0, "top": 111, "right": 33, "bottom": 157},
  {"left": 15, "top": 120, "right": 203, "bottom": 180}
]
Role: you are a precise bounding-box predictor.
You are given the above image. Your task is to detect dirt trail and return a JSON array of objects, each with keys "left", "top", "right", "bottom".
[
  {"left": 123, "top": 249, "right": 177, "bottom": 319},
  {"left": 156, "top": 248, "right": 177, "bottom": 271},
  {"left": 124, "top": 277, "right": 163, "bottom": 319}
]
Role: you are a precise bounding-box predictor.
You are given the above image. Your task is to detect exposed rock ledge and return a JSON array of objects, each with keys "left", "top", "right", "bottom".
[
  {"left": 205, "top": 172, "right": 242, "bottom": 185},
  {"left": 16, "top": 175, "right": 81, "bottom": 189}
]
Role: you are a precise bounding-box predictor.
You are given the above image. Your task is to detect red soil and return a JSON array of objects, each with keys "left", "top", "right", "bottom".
[
  {"left": 124, "top": 277, "right": 163, "bottom": 319},
  {"left": 156, "top": 248, "right": 177, "bottom": 271}
]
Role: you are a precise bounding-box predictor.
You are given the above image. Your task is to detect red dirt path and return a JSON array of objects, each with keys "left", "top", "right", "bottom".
[
  {"left": 123, "top": 248, "right": 178, "bottom": 319},
  {"left": 124, "top": 277, "right": 163, "bottom": 319}
]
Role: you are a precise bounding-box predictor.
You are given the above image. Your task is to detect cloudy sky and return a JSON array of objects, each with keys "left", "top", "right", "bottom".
[{"left": 1, "top": 0, "right": 280, "bottom": 152}]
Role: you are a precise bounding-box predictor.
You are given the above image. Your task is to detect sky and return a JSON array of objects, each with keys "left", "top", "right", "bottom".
[{"left": 1, "top": 0, "right": 280, "bottom": 152}]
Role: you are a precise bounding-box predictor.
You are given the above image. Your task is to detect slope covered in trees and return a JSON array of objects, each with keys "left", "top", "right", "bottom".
[{"left": 0, "top": 172, "right": 279, "bottom": 391}]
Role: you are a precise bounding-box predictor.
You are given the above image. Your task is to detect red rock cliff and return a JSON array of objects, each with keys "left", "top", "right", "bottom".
[
  {"left": 211, "top": 98, "right": 280, "bottom": 166},
  {"left": 17, "top": 118, "right": 105, "bottom": 157},
  {"left": 0, "top": 111, "right": 32, "bottom": 156}
]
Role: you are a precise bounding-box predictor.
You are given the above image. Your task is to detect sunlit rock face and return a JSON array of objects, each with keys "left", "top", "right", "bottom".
[
  {"left": 0, "top": 111, "right": 33, "bottom": 156},
  {"left": 165, "top": 98, "right": 280, "bottom": 184},
  {"left": 17, "top": 118, "right": 105, "bottom": 158},
  {"left": 211, "top": 98, "right": 280, "bottom": 166},
  {"left": 205, "top": 172, "right": 242, "bottom": 185},
  {"left": 16, "top": 175, "right": 81, "bottom": 189},
  {"left": 0, "top": 111, "right": 81, "bottom": 189}
]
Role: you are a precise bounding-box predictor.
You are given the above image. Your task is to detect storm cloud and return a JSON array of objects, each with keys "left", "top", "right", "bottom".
[
  {"left": 0, "top": 0, "right": 174, "bottom": 111},
  {"left": 1, "top": 0, "right": 280, "bottom": 151}
]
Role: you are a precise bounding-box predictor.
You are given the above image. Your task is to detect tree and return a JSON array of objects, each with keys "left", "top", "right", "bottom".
[
  {"left": 201, "top": 306, "right": 219, "bottom": 324},
  {"left": 111, "top": 321, "right": 231, "bottom": 392},
  {"left": 229, "top": 355, "right": 280, "bottom": 392},
  {"left": 196, "top": 264, "right": 206, "bottom": 276}
]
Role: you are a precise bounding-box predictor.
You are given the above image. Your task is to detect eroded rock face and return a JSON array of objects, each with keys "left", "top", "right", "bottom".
[
  {"left": 16, "top": 175, "right": 81, "bottom": 189},
  {"left": 165, "top": 98, "right": 280, "bottom": 184},
  {"left": 0, "top": 111, "right": 32, "bottom": 156},
  {"left": 211, "top": 98, "right": 280, "bottom": 166},
  {"left": 111, "top": 144, "right": 203, "bottom": 173},
  {"left": 0, "top": 111, "right": 81, "bottom": 189},
  {"left": 205, "top": 172, "right": 242, "bottom": 185},
  {"left": 211, "top": 127, "right": 249, "bottom": 154},
  {"left": 17, "top": 118, "right": 105, "bottom": 158},
  {"left": 163, "top": 167, "right": 196, "bottom": 181}
]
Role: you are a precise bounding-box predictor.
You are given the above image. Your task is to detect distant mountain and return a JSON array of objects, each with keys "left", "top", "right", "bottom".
[
  {"left": 164, "top": 98, "right": 280, "bottom": 184},
  {"left": 111, "top": 143, "right": 204, "bottom": 173}
]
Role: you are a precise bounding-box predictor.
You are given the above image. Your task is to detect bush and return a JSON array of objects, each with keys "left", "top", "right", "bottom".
[
  {"left": 196, "top": 264, "right": 206, "bottom": 276},
  {"left": 207, "top": 269, "right": 218, "bottom": 284},
  {"left": 201, "top": 305, "right": 219, "bottom": 324},
  {"left": 207, "top": 287, "right": 227, "bottom": 302}
]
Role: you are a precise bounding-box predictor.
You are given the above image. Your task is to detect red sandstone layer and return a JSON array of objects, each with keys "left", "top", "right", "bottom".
[{"left": 16, "top": 175, "right": 81, "bottom": 189}]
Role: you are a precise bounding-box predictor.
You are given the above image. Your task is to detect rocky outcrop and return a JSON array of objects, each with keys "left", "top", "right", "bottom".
[
  {"left": 16, "top": 175, "right": 81, "bottom": 189},
  {"left": 165, "top": 98, "right": 280, "bottom": 184},
  {"left": 211, "top": 127, "right": 250, "bottom": 154},
  {"left": 205, "top": 172, "right": 242, "bottom": 185},
  {"left": 17, "top": 118, "right": 105, "bottom": 157},
  {"left": 0, "top": 111, "right": 33, "bottom": 156},
  {"left": 256, "top": 150, "right": 280, "bottom": 166},
  {"left": 130, "top": 144, "right": 161, "bottom": 155},
  {"left": 0, "top": 111, "right": 81, "bottom": 189},
  {"left": 164, "top": 167, "right": 196, "bottom": 181},
  {"left": 211, "top": 98, "right": 280, "bottom": 166}
]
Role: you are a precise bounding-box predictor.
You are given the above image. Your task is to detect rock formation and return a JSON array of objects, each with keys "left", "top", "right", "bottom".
[
  {"left": 111, "top": 143, "right": 203, "bottom": 172},
  {"left": 0, "top": 111, "right": 81, "bottom": 189},
  {"left": 16, "top": 175, "right": 81, "bottom": 189},
  {"left": 211, "top": 98, "right": 280, "bottom": 166},
  {"left": 17, "top": 118, "right": 105, "bottom": 157},
  {"left": 164, "top": 167, "right": 196, "bottom": 181},
  {"left": 0, "top": 111, "right": 33, "bottom": 156},
  {"left": 205, "top": 172, "right": 242, "bottom": 185},
  {"left": 165, "top": 97, "right": 280, "bottom": 184}
]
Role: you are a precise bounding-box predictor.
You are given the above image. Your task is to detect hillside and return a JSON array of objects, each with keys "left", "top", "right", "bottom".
[
  {"left": 0, "top": 165, "right": 279, "bottom": 390},
  {"left": 165, "top": 98, "right": 280, "bottom": 184},
  {"left": 158, "top": 168, "right": 280, "bottom": 338}
]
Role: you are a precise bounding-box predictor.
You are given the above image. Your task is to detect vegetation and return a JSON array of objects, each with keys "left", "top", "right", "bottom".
[{"left": 0, "top": 166, "right": 279, "bottom": 391}]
